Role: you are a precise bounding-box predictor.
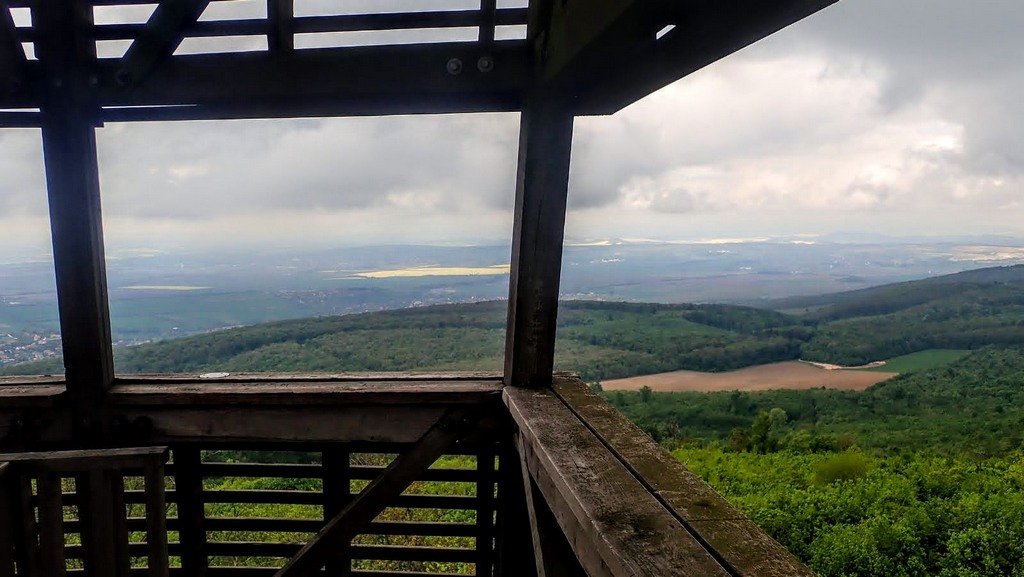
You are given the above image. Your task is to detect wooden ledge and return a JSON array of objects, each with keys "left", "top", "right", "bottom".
[
  {"left": 504, "top": 383, "right": 731, "bottom": 577},
  {"left": 0, "top": 382, "right": 66, "bottom": 409},
  {"left": 110, "top": 377, "right": 504, "bottom": 407},
  {"left": 551, "top": 376, "right": 813, "bottom": 577}
]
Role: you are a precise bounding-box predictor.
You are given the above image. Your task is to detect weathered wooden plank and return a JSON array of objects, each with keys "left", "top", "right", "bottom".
[
  {"left": 118, "top": 371, "right": 503, "bottom": 383},
  {"left": 109, "top": 379, "right": 503, "bottom": 406},
  {"left": 36, "top": 472, "right": 66, "bottom": 577},
  {"left": 144, "top": 460, "right": 170, "bottom": 577},
  {"left": 117, "top": 0, "right": 210, "bottom": 86},
  {"left": 0, "top": 447, "right": 168, "bottom": 471},
  {"left": 32, "top": 0, "right": 116, "bottom": 440},
  {"left": 504, "top": 386, "right": 731, "bottom": 577},
  {"left": 0, "top": 384, "right": 66, "bottom": 408},
  {"left": 552, "top": 377, "right": 814, "bottom": 576},
  {"left": 503, "top": 94, "right": 574, "bottom": 388},
  {"left": 275, "top": 410, "right": 473, "bottom": 576},
  {"left": 576, "top": 0, "right": 840, "bottom": 114},
  {"left": 198, "top": 462, "right": 479, "bottom": 483}
]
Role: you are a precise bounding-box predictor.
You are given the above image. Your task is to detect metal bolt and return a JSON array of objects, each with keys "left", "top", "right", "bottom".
[
  {"left": 477, "top": 55, "right": 495, "bottom": 73},
  {"left": 115, "top": 69, "right": 132, "bottom": 87},
  {"left": 446, "top": 57, "right": 463, "bottom": 75},
  {"left": 89, "top": 74, "right": 99, "bottom": 87}
]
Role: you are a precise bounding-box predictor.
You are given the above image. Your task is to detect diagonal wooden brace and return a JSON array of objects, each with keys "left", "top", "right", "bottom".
[
  {"left": 275, "top": 408, "right": 476, "bottom": 577},
  {"left": 117, "top": 0, "right": 211, "bottom": 86}
]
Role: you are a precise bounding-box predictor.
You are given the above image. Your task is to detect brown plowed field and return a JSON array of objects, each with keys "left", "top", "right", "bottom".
[{"left": 602, "top": 361, "right": 896, "bottom": 392}]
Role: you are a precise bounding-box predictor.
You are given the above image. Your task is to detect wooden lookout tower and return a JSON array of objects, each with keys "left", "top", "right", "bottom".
[{"left": 0, "top": 1, "right": 838, "bottom": 575}]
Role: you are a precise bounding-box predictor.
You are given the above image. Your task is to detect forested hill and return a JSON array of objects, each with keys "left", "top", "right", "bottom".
[
  {"left": 770, "top": 263, "right": 1024, "bottom": 320},
  {"left": 6, "top": 265, "right": 1024, "bottom": 377},
  {"left": 2, "top": 301, "right": 802, "bottom": 381}
]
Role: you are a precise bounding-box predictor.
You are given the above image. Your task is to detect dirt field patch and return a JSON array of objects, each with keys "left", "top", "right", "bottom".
[{"left": 602, "top": 361, "right": 896, "bottom": 392}]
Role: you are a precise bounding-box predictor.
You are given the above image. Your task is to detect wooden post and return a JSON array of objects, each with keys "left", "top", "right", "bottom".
[
  {"left": 0, "top": 464, "right": 16, "bottom": 577},
  {"left": 174, "top": 447, "right": 208, "bottom": 577},
  {"left": 503, "top": 94, "right": 575, "bottom": 388},
  {"left": 517, "top": 439, "right": 587, "bottom": 577},
  {"left": 322, "top": 446, "right": 350, "bottom": 576},
  {"left": 31, "top": 0, "right": 115, "bottom": 440},
  {"left": 475, "top": 447, "right": 496, "bottom": 577}
]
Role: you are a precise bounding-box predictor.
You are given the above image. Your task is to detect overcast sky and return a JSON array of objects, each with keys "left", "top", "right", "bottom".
[{"left": 1, "top": 0, "right": 1022, "bottom": 259}]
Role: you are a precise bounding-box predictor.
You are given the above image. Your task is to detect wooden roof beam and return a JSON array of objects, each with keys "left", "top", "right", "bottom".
[
  {"left": 0, "top": 0, "right": 26, "bottom": 93},
  {"left": 117, "top": 0, "right": 210, "bottom": 86},
  {"left": 576, "top": 0, "right": 840, "bottom": 115},
  {"left": 267, "top": 0, "right": 293, "bottom": 52}
]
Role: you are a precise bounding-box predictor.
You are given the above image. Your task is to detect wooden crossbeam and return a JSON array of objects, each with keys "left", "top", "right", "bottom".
[
  {"left": 118, "top": 0, "right": 210, "bottom": 86},
  {"left": 275, "top": 409, "right": 474, "bottom": 577},
  {"left": 577, "top": 0, "right": 840, "bottom": 114}
]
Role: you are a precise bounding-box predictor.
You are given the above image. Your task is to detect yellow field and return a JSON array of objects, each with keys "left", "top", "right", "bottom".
[{"left": 602, "top": 361, "right": 896, "bottom": 392}]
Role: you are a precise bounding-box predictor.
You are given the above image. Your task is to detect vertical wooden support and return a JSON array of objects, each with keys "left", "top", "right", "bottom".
[
  {"left": 479, "top": 0, "right": 497, "bottom": 44},
  {"left": 77, "top": 470, "right": 129, "bottom": 577},
  {"left": 504, "top": 95, "right": 575, "bottom": 388},
  {"left": 517, "top": 441, "right": 587, "bottom": 577},
  {"left": 31, "top": 0, "right": 115, "bottom": 440},
  {"left": 494, "top": 442, "right": 537, "bottom": 577},
  {"left": 475, "top": 447, "right": 496, "bottom": 577},
  {"left": 36, "top": 474, "right": 66, "bottom": 577},
  {"left": 0, "top": 465, "right": 16, "bottom": 577},
  {"left": 268, "top": 0, "right": 294, "bottom": 52},
  {"left": 143, "top": 461, "right": 170, "bottom": 577},
  {"left": 322, "top": 446, "right": 350, "bottom": 577},
  {"left": 175, "top": 448, "right": 207, "bottom": 577}
]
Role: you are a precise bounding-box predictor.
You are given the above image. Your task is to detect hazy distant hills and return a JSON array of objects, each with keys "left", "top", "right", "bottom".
[{"left": 6, "top": 264, "right": 1024, "bottom": 379}]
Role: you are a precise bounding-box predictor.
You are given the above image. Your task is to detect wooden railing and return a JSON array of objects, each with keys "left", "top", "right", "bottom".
[{"left": 0, "top": 373, "right": 811, "bottom": 577}]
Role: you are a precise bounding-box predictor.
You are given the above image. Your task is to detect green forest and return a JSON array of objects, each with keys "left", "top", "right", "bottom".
[{"left": 6, "top": 264, "right": 1024, "bottom": 575}]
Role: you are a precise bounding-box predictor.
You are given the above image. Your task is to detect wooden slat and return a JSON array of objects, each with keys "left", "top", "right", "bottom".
[
  {"left": 199, "top": 462, "right": 479, "bottom": 483},
  {"left": 503, "top": 93, "right": 574, "bottom": 388},
  {"left": 36, "top": 473, "right": 66, "bottom": 577},
  {"left": 144, "top": 460, "right": 170, "bottom": 577},
  {"left": 474, "top": 447, "right": 496, "bottom": 577},
  {"left": 504, "top": 386, "right": 731, "bottom": 577},
  {"left": 12, "top": 475, "right": 37, "bottom": 575},
  {"left": 517, "top": 452, "right": 586, "bottom": 577},
  {"left": 552, "top": 376, "right": 814, "bottom": 576},
  {"left": 117, "top": 0, "right": 210, "bottom": 86},
  {"left": 32, "top": 0, "right": 116, "bottom": 440},
  {"left": 76, "top": 469, "right": 127, "bottom": 577},
  {"left": 479, "top": 0, "right": 497, "bottom": 44},
  {"left": 576, "top": 0, "right": 840, "bottom": 114},
  {"left": 275, "top": 409, "right": 473, "bottom": 576},
  {"left": 0, "top": 464, "right": 16, "bottom": 577}
]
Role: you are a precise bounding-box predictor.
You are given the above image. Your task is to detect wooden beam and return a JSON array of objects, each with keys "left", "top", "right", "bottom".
[
  {"left": 174, "top": 447, "right": 208, "bottom": 577},
  {"left": 504, "top": 386, "right": 732, "bottom": 577},
  {"left": 31, "top": 0, "right": 115, "bottom": 440},
  {"left": 117, "top": 0, "right": 211, "bottom": 86},
  {"left": 576, "top": 0, "right": 840, "bottom": 114},
  {"left": 275, "top": 410, "right": 474, "bottom": 577},
  {"left": 267, "top": 0, "right": 293, "bottom": 52},
  {"left": 503, "top": 94, "right": 574, "bottom": 388},
  {"left": 0, "top": 0, "right": 25, "bottom": 93}
]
